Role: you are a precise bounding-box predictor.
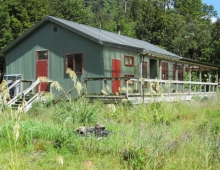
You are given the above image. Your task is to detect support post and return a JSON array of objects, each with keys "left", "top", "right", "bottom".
[
  {"left": 159, "top": 60, "right": 162, "bottom": 93},
  {"left": 182, "top": 64, "right": 185, "bottom": 94},
  {"left": 175, "top": 63, "right": 178, "bottom": 92},
  {"left": 126, "top": 80, "right": 128, "bottom": 98},
  {"left": 168, "top": 82, "right": 170, "bottom": 96},
  {"left": 84, "top": 80, "right": 87, "bottom": 96},
  {"left": 216, "top": 70, "right": 218, "bottom": 93},
  {"left": 104, "top": 80, "right": 107, "bottom": 92},
  {"left": 189, "top": 65, "right": 191, "bottom": 95},
  {"left": 199, "top": 67, "right": 202, "bottom": 94},
  {"left": 140, "top": 55, "right": 143, "bottom": 96},
  {"left": 159, "top": 59, "right": 162, "bottom": 80},
  {"left": 209, "top": 70, "right": 211, "bottom": 93}
]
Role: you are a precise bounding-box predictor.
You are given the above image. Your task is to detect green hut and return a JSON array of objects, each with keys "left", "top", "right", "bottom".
[{"left": 1, "top": 16, "right": 218, "bottom": 100}]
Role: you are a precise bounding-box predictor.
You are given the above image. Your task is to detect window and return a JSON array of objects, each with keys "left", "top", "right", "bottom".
[
  {"left": 124, "top": 74, "right": 134, "bottom": 85},
  {"left": 124, "top": 55, "right": 134, "bottom": 66},
  {"left": 66, "top": 53, "right": 83, "bottom": 74},
  {"left": 37, "top": 50, "right": 48, "bottom": 60},
  {"left": 53, "top": 26, "right": 57, "bottom": 32},
  {"left": 162, "top": 62, "right": 168, "bottom": 80},
  {"left": 173, "top": 64, "right": 183, "bottom": 81}
]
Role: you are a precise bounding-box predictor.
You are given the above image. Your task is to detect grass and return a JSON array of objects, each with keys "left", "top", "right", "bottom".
[
  {"left": 1, "top": 70, "right": 220, "bottom": 169},
  {"left": 0, "top": 94, "right": 220, "bottom": 169}
]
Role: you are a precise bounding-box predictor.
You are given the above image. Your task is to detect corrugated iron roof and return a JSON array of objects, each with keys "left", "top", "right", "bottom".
[
  {"left": 48, "top": 16, "right": 181, "bottom": 59},
  {"left": 0, "top": 16, "right": 218, "bottom": 70},
  {"left": 0, "top": 16, "right": 180, "bottom": 60}
]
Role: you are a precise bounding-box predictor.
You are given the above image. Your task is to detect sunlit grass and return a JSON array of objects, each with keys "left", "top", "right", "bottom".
[{"left": 1, "top": 75, "right": 220, "bottom": 169}]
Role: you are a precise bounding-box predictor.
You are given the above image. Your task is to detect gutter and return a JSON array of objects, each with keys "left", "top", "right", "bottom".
[{"left": 180, "top": 57, "right": 219, "bottom": 70}]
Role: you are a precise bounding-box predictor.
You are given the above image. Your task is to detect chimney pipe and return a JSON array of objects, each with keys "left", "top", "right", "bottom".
[{"left": 117, "top": 24, "right": 121, "bottom": 35}]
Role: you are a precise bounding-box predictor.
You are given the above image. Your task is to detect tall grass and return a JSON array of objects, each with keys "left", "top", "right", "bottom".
[
  {"left": 1, "top": 73, "right": 220, "bottom": 169},
  {"left": 0, "top": 95, "right": 220, "bottom": 169}
]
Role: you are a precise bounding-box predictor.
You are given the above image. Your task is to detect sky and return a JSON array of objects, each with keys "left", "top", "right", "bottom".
[{"left": 202, "top": 0, "right": 220, "bottom": 22}]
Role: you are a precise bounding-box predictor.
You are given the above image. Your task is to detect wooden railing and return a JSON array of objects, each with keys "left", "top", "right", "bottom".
[
  {"left": 126, "top": 78, "right": 218, "bottom": 97},
  {"left": 7, "top": 79, "right": 40, "bottom": 106},
  {"left": 83, "top": 77, "right": 218, "bottom": 98}
]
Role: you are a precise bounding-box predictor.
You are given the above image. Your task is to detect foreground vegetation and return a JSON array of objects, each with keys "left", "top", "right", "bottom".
[{"left": 0, "top": 94, "right": 220, "bottom": 169}]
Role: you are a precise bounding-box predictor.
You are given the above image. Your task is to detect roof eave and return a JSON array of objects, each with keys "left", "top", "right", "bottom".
[
  {"left": 180, "top": 57, "right": 219, "bottom": 70},
  {"left": 140, "top": 50, "right": 181, "bottom": 61}
]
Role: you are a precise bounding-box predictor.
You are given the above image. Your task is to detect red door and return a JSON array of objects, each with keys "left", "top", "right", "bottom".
[
  {"left": 112, "top": 59, "right": 121, "bottom": 94},
  {"left": 36, "top": 51, "right": 48, "bottom": 92}
]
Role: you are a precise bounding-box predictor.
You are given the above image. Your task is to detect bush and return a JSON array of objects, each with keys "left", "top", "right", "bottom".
[{"left": 53, "top": 98, "right": 99, "bottom": 126}]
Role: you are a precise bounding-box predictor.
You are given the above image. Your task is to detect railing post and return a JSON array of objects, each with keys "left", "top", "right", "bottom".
[
  {"left": 126, "top": 80, "right": 128, "bottom": 98},
  {"left": 175, "top": 63, "right": 178, "bottom": 91},
  {"left": 216, "top": 70, "right": 219, "bottom": 93},
  {"left": 38, "top": 83, "right": 41, "bottom": 93},
  {"left": 84, "top": 80, "right": 87, "bottom": 96},
  {"left": 142, "top": 79, "right": 145, "bottom": 103},
  {"left": 140, "top": 55, "right": 143, "bottom": 96},
  {"left": 209, "top": 70, "right": 211, "bottom": 93},
  {"left": 69, "top": 92, "right": 71, "bottom": 102},
  {"left": 189, "top": 65, "right": 191, "bottom": 95},
  {"left": 194, "top": 84, "right": 196, "bottom": 93},
  {"left": 104, "top": 79, "right": 107, "bottom": 92},
  {"left": 159, "top": 60, "right": 162, "bottom": 80},
  {"left": 182, "top": 82, "right": 185, "bottom": 94},
  {"left": 199, "top": 67, "right": 202, "bottom": 94},
  {"left": 168, "top": 81, "right": 170, "bottom": 96}
]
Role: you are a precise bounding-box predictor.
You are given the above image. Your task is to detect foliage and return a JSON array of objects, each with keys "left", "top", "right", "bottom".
[
  {"left": 184, "top": 71, "right": 200, "bottom": 90},
  {"left": 53, "top": 98, "right": 98, "bottom": 126}
]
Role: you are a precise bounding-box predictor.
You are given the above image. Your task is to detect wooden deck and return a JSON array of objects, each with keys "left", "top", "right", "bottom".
[
  {"left": 84, "top": 76, "right": 218, "bottom": 104},
  {"left": 86, "top": 91, "right": 216, "bottom": 104},
  {"left": 128, "top": 92, "right": 215, "bottom": 104}
]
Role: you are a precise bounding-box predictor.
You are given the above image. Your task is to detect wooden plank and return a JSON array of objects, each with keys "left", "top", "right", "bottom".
[{"left": 84, "top": 77, "right": 128, "bottom": 81}]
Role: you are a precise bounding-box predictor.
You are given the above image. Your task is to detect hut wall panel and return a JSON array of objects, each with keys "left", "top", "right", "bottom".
[{"left": 6, "top": 22, "right": 104, "bottom": 95}]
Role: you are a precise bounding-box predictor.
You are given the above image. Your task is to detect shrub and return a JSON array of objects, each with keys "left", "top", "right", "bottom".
[{"left": 53, "top": 98, "right": 99, "bottom": 126}]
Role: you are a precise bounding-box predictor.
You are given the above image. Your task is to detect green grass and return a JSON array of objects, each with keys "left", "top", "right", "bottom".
[{"left": 0, "top": 95, "right": 220, "bottom": 169}]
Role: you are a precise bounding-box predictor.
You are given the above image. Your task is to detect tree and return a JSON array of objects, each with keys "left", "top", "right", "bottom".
[
  {"left": 210, "top": 19, "right": 220, "bottom": 65},
  {"left": 48, "top": 0, "right": 93, "bottom": 24}
]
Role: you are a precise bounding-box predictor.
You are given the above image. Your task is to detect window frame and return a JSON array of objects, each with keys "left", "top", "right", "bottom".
[
  {"left": 124, "top": 55, "right": 134, "bottom": 66},
  {"left": 36, "top": 50, "right": 48, "bottom": 61},
  {"left": 65, "top": 53, "right": 83, "bottom": 74},
  {"left": 162, "top": 62, "right": 168, "bottom": 80}
]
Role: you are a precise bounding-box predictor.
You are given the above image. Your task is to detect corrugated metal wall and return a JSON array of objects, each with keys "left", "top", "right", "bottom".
[
  {"left": 103, "top": 46, "right": 140, "bottom": 93},
  {"left": 5, "top": 21, "right": 180, "bottom": 97},
  {"left": 6, "top": 22, "right": 104, "bottom": 96}
]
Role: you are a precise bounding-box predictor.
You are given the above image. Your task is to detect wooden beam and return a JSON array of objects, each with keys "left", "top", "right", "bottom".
[
  {"left": 175, "top": 63, "right": 178, "bottom": 91},
  {"left": 140, "top": 55, "right": 143, "bottom": 95},
  {"left": 209, "top": 70, "right": 211, "bottom": 93},
  {"left": 189, "top": 65, "right": 191, "bottom": 94},
  {"left": 159, "top": 59, "right": 162, "bottom": 80},
  {"left": 199, "top": 67, "right": 202, "bottom": 94}
]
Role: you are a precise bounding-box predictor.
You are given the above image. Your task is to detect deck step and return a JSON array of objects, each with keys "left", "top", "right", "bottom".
[{"left": 11, "top": 92, "right": 35, "bottom": 110}]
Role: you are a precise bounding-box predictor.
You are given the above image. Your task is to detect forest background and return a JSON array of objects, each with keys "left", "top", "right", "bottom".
[{"left": 0, "top": 0, "right": 220, "bottom": 82}]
